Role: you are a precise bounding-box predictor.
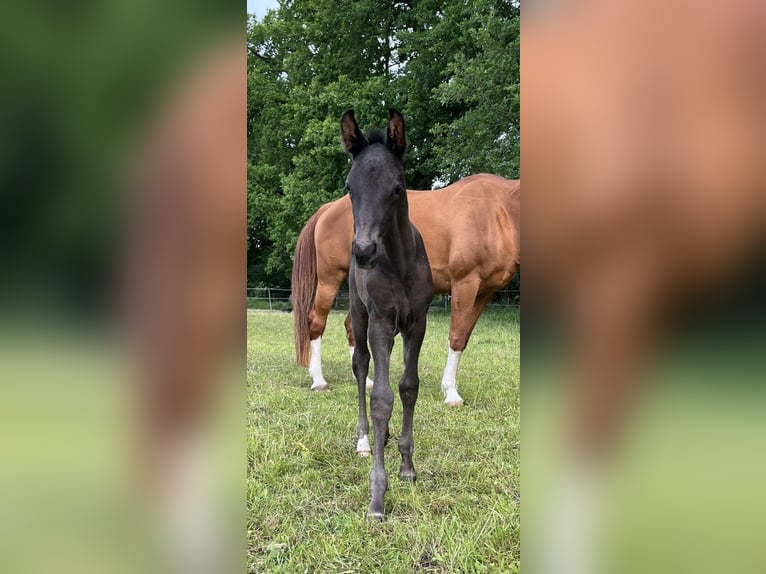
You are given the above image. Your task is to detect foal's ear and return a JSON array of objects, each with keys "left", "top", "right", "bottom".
[
  {"left": 340, "top": 109, "right": 368, "bottom": 157},
  {"left": 386, "top": 108, "right": 407, "bottom": 160}
]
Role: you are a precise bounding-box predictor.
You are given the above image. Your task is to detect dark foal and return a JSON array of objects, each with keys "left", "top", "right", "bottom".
[{"left": 340, "top": 109, "right": 433, "bottom": 519}]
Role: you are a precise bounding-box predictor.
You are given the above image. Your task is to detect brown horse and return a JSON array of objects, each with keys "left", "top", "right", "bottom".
[
  {"left": 525, "top": 2, "right": 766, "bottom": 572},
  {"left": 126, "top": 38, "right": 244, "bottom": 573},
  {"left": 292, "top": 173, "right": 520, "bottom": 405}
]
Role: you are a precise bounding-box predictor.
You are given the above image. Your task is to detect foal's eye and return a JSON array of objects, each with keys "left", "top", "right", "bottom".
[{"left": 393, "top": 184, "right": 404, "bottom": 197}]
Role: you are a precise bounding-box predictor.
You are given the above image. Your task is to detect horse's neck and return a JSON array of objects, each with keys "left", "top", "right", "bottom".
[{"left": 382, "top": 204, "right": 416, "bottom": 278}]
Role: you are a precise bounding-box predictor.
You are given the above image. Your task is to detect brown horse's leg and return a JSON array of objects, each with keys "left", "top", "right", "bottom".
[
  {"left": 344, "top": 312, "right": 355, "bottom": 347},
  {"left": 442, "top": 278, "right": 493, "bottom": 406},
  {"left": 568, "top": 279, "right": 654, "bottom": 459},
  {"left": 127, "top": 38, "right": 244, "bottom": 574},
  {"left": 541, "top": 267, "right": 657, "bottom": 574},
  {"left": 306, "top": 279, "right": 340, "bottom": 390}
]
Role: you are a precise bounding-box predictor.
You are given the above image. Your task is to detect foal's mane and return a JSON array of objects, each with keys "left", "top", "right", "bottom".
[{"left": 365, "top": 129, "right": 387, "bottom": 146}]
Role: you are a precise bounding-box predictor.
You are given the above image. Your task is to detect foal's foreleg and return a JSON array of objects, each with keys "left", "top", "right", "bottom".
[
  {"left": 398, "top": 317, "right": 426, "bottom": 482},
  {"left": 367, "top": 320, "right": 395, "bottom": 519}
]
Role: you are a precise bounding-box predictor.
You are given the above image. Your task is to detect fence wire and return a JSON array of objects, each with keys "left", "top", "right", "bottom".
[{"left": 246, "top": 287, "right": 519, "bottom": 311}]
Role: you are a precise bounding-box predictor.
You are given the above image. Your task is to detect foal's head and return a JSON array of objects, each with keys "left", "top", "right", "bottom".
[{"left": 340, "top": 108, "right": 408, "bottom": 270}]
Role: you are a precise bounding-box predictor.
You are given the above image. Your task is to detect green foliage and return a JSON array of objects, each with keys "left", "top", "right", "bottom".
[
  {"left": 431, "top": 0, "right": 520, "bottom": 180},
  {"left": 248, "top": 0, "right": 520, "bottom": 287},
  {"left": 2, "top": 1, "right": 239, "bottom": 311}
]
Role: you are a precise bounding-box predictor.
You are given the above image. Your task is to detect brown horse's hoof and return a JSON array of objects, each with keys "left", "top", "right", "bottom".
[
  {"left": 399, "top": 471, "right": 417, "bottom": 483},
  {"left": 366, "top": 511, "right": 385, "bottom": 521}
]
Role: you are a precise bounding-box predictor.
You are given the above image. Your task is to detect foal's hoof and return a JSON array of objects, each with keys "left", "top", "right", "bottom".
[
  {"left": 445, "top": 398, "right": 464, "bottom": 407},
  {"left": 366, "top": 511, "right": 385, "bottom": 521},
  {"left": 310, "top": 382, "right": 329, "bottom": 392}
]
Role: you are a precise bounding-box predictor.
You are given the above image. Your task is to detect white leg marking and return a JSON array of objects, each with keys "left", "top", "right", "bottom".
[
  {"left": 309, "top": 337, "right": 329, "bottom": 391},
  {"left": 357, "top": 434, "right": 370, "bottom": 456},
  {"left": 159, "top": 431, "right": 223, "bottom": 574},
  {"left": 540, "top": 461, "right": 606, "bottom": 574},
  {"left": 441, "top": 346, "right": 464, "bottom": 406}
]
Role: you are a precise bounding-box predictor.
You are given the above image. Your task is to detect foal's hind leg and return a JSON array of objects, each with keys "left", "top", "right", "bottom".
[
  {"left": 345, "top": 312, "right": 374, "bottom": 390},
  {"left": 398, "top": 315, "right": 426, "bottom": 482},
  {"left": 350, "top": 299, "right": 371, "bottom": 456}
]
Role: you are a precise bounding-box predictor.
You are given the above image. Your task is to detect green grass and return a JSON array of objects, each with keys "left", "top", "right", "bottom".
[{"left": 247, "top": 308, "right": 520, "bottom": 573}]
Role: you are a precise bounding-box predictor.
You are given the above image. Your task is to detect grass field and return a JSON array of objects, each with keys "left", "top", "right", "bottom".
[{"left": 247, "top": 308, "right": 520, "bottom": 573}]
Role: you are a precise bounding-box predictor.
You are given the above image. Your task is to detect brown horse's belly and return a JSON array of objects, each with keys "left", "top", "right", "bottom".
[{"left": 430, "top": 268, "right": 451, "bottom": 294}]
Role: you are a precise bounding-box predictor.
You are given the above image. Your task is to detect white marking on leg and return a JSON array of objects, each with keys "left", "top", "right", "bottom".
[
  {"left": 540, "top": 460, "right": 606, "bottom": 574},
  {"left": 441, "top": 346, "right": 464, "bottom": 406},
  {"left": 357, "top": 434, "right": 370, "bottom": 456},
  {"left": 158, "top": 430, "right": 223, "bottom": 574},
  {"left": 309, "top": 337, "right": 329, "bottom": 391}
]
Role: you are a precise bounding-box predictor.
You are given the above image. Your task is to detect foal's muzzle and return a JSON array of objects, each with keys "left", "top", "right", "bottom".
[{"left": 352, "top": 240, "right": 378, "bottom": 269}]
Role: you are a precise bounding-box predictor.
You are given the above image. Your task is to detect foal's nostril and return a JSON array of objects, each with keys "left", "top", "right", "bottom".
[{"left": 353, "top": 241, "right": 378, "bottom": 268}]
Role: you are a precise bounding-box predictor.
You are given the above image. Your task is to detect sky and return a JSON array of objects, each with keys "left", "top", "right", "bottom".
[{"left": 246, "top": 0, "right": 279, "bottom": 20}]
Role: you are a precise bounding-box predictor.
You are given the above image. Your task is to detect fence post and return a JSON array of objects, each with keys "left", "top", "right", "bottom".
[{"left": 267, "top": 287, "right": 272, "bottom": 310}]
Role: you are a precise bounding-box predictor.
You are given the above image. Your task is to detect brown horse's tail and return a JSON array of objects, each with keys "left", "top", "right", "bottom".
[
  {"left": 292, "top": 204, "right": 331, "bottom": 366},
  {"left": 506, "top": 179, "right": 521, "bottom": 266}
]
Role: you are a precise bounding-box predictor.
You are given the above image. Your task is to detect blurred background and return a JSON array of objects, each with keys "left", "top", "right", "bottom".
[
  {"left": 0, "top": 1, "right": 244, "bottom": 573},
  {"left": 523, "top": 1, "right": 766, "bottom": 572}
]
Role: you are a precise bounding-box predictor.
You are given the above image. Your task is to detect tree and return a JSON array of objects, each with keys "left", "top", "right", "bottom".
[
  {"left": 430, "top": 0, "right": 520, "bottom": 181},
  {"left": 247, "top": 0, "right": 520, "bottom": 287}
]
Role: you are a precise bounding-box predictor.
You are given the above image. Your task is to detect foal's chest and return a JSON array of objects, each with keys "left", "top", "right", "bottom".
[{"left": 356, "top": 269, "right": 416, "bottom": 326}]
